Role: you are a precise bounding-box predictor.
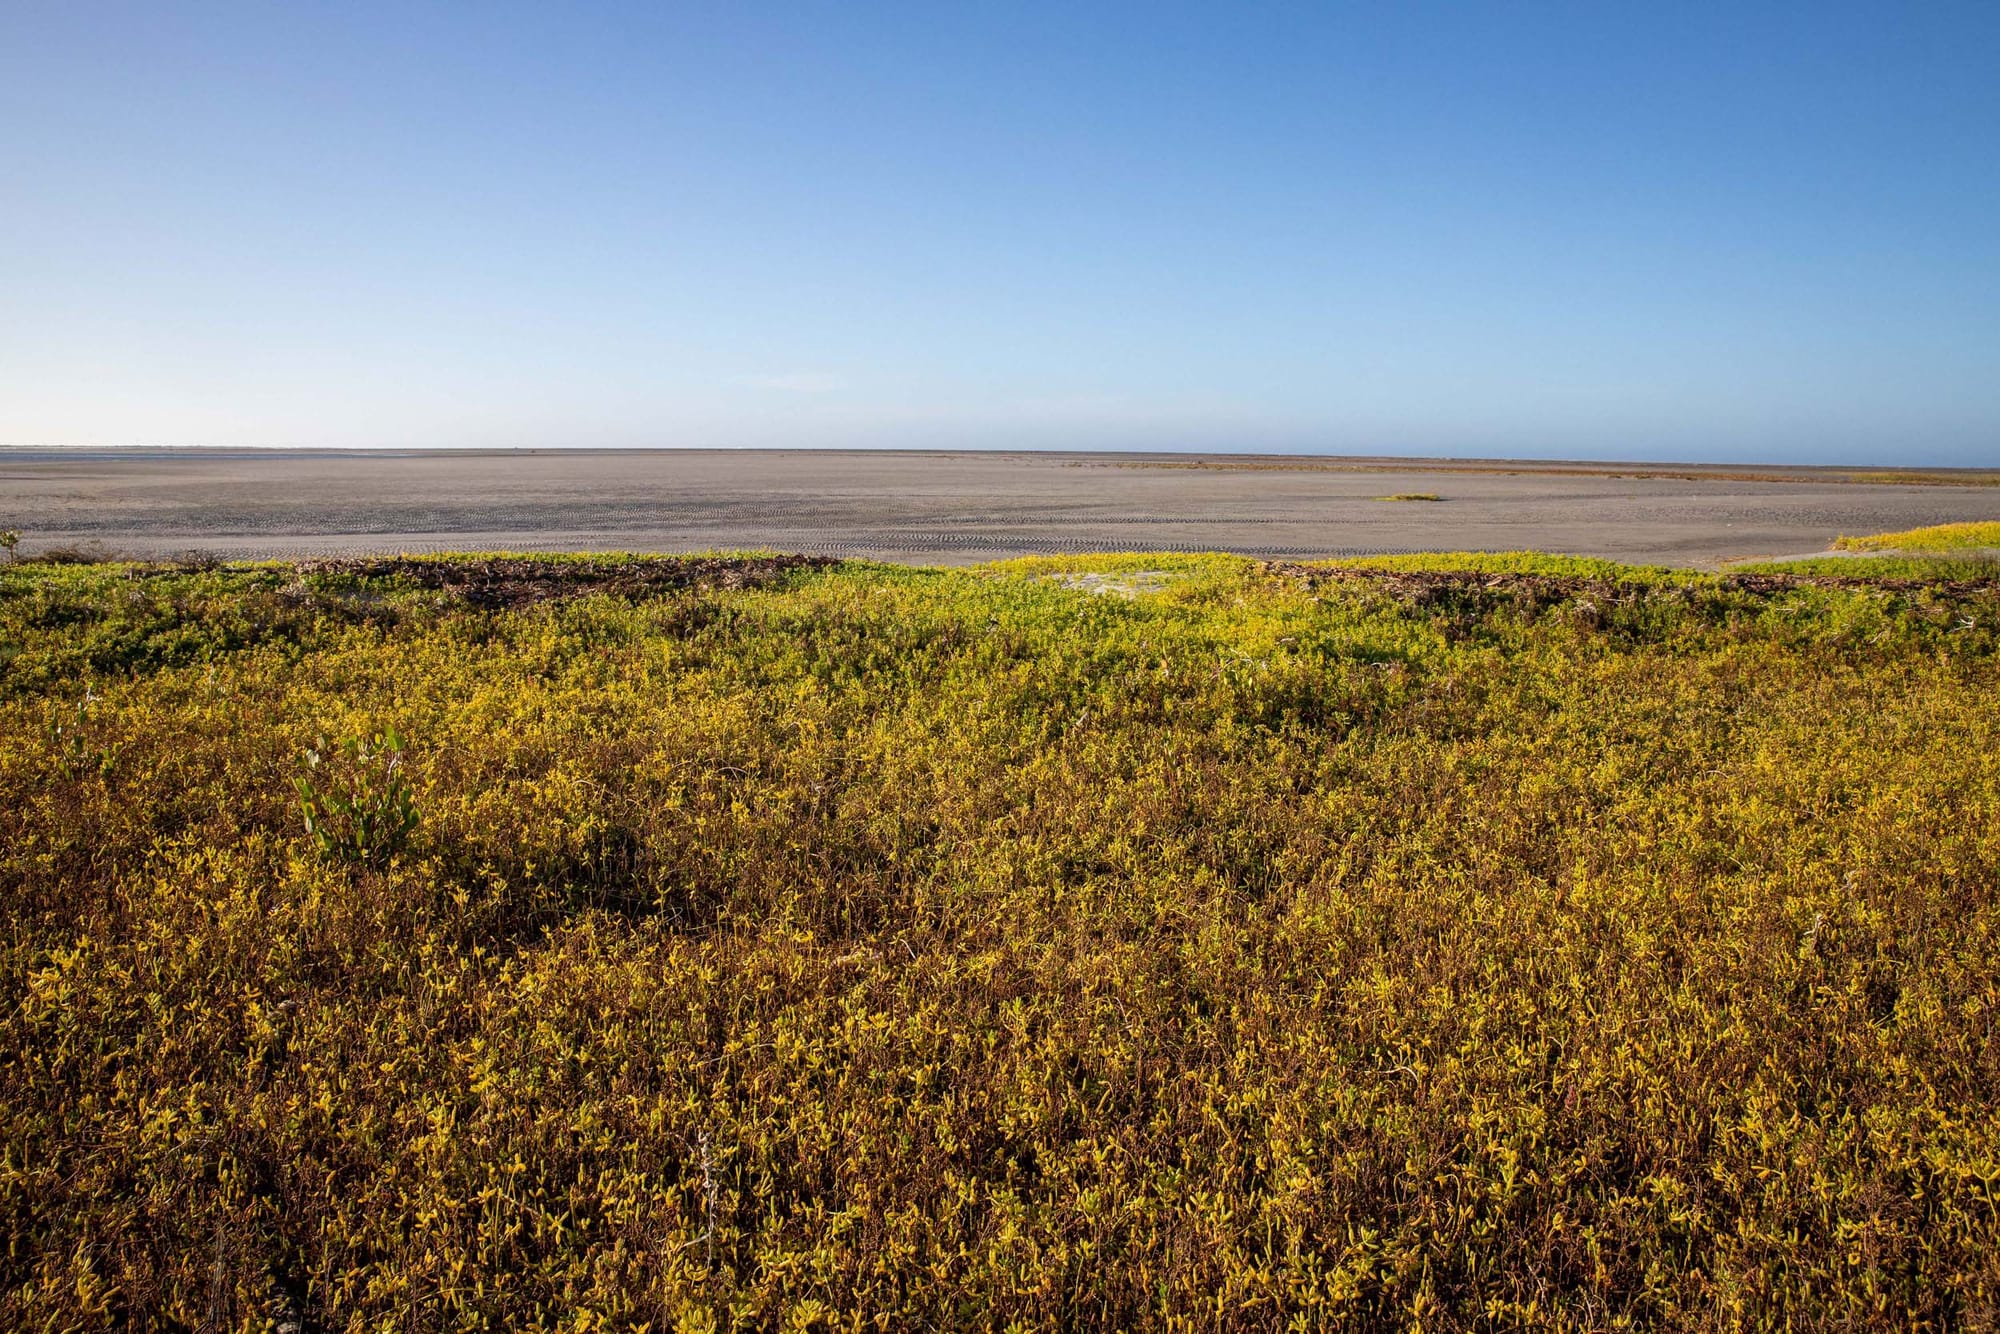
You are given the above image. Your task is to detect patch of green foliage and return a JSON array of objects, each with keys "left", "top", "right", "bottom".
[
  {"left": 1374, "top": 492, "right": 1443, "bottom": 502},
  {"left": 1732, "top": 552, "right": 2000, "bottom": 580},
  {"left": 1834, "top": 520, "right": 2000, "bottom": 552},
  {"left": 1314, "top": 550, "right": 1683, "bottom": 582},
  {"left": 4, "top": 553, "right": 2000, "bottom": 1327},
  {"left": 294, "top": 727, "right": 421, "bottom": 867}
]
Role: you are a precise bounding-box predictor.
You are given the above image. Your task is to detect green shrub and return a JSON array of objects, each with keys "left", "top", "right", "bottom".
[{"left": 293, "top": 726, "right": 420, "bottom": 866}]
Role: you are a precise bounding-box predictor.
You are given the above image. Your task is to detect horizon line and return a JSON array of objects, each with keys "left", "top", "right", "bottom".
[{"left": 3, "top": 443, "right": 1998, "bottom": 476}]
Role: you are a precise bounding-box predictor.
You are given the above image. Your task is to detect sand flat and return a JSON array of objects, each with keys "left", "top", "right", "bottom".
[{"left": 4, "top": 448, "right": 1998, "bottom": 567}]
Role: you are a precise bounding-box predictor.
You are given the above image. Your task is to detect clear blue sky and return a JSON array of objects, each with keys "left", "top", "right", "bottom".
[{"left": 3, "top": 2, "right": 1997, "bottom": 463}]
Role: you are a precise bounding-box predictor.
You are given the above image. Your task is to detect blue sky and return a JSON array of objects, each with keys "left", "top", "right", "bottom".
[{"left": 3, "top": 2, "right": 1997, "bottom": 463}]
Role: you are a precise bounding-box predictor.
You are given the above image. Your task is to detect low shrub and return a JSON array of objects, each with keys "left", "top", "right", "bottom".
[{"left": 294, "top": 727, "right": 420, "bottom": 867}]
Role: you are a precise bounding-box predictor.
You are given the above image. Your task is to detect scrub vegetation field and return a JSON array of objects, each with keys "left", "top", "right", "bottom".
[{"left": 4, "top": 546, "right": 2000, "bottom": 1331}]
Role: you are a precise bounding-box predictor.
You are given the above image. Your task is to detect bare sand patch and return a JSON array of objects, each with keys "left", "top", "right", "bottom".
[
  {"left": 1044, "top": 570, "right": 1180, "bottom": 598},
  {"left": 6, "top": 448, "right": 2000, "bottom": 568}
]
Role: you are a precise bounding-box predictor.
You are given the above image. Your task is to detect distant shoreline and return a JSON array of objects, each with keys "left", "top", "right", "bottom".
[{"left": 3, "top": 443, "right": 1997, "bottom": 484}]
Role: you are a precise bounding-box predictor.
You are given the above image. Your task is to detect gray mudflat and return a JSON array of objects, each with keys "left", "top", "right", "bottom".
[{"left": 5, "top": 449, "right": 1998, "bottom": 568}]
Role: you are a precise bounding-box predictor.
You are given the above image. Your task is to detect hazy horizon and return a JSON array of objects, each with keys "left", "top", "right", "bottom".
[
  {"left": 4, "top": 3, "right": 1997, "bottom": 465},
  {"left": 8, "top": 444, "right": 2000, "bottom": 480}
]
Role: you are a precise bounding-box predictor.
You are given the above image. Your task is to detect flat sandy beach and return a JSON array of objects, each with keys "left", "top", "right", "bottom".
[{"left": 5, "top": 449, "right": 1998, "bottom": 567}]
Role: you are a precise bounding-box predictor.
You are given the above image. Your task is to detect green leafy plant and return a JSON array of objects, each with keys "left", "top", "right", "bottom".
[
  {"left": 44, "top": 688, "right": 120, "bottom": 780},
  {"left": 0, "top": 529, "right": 19, "bottom": 560},
  {"left": 294, "top": 726, "right": 419, "bottom": 866}
]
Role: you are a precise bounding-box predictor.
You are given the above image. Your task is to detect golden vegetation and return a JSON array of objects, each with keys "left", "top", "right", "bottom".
[
  {"left": 1834, "top": 521, "right": 2000, "bottom": 552},
  {"left": 1100, "top": 461, "right": 2000, "bottom": 487},
  {"left": 1840, "top": 473, "right": 2000, "bottom": 489},
  {"left": 4, "top": 552, "right": 2000, "bottom": 1329}
]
